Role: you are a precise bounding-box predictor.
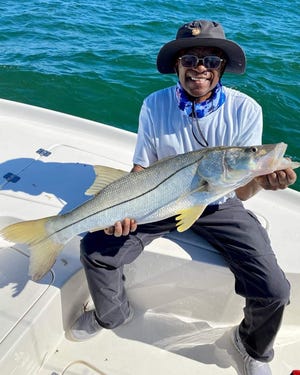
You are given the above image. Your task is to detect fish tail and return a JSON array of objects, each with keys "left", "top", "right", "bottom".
[{"left": 0, "top": 218, "right": 65, "bottom": 281}]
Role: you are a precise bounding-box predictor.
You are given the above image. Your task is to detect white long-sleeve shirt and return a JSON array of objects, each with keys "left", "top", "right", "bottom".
[
  {"left": 133, "top": 85, "right": 263, "bottom": 204},
  {"left": 133, "top": 85, "right": 262, "bottom": 166}
]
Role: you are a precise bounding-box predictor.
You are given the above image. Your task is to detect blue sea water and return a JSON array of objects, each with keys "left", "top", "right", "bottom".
[{"left": 0, "top": 0, "right": 299, "bottom": 190}]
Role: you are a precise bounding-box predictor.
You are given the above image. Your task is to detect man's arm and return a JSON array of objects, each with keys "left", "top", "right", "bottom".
[{"left": 236, "top": 168, "right": 297, "bottom": 201}]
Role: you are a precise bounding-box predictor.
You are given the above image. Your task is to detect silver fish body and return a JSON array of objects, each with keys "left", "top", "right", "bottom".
[
  {"left": 49, "top": 142, "right": 291, "bottom": 239},
  {"left": 1, "top": 142, "right": 299, "bottom": 280}
]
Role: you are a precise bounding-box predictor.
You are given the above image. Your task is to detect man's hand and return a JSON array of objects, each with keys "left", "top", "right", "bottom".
[
  {"left": 104, "top": 218, "right": 137, "bottom": 237},
  {"left": 254, "top": 168, "right": 297, "bottom": 191},
  {"left": 236, "top": 168, "right": 297, "bottom": 201},
  {"left": 103, "top": 164, "right": 144, "bottom": 237}
]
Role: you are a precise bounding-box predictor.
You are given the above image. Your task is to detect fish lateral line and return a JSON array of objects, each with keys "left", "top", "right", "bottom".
[{"left": 50, "top": 159, "right": 205, "bottom": 235}]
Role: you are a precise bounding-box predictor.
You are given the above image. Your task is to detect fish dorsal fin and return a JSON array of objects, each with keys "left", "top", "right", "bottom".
[
  {"left": 85, "top": 165, "right": 128, "bottom": 196},
  {"left": 175, "top": 205, "right": 207, "bottom": 232}
]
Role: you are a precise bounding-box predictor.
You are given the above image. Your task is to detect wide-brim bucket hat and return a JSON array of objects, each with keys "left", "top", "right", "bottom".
[{"left": 157, "top": 20, "right": 246, "bottom": 74}]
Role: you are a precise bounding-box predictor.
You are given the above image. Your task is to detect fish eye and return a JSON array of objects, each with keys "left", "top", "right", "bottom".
[{"left": 246, "top": 147, "right": 258, "bottom": 153}]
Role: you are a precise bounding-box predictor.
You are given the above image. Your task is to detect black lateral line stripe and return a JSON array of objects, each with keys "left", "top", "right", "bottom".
[{"left": 34, "top": 158, "right": 201, "bottom": 244}]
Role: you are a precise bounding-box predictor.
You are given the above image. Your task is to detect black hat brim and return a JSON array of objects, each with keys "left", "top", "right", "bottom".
[{"left": 157, "top": 37, "right": 246, "bottom": 74}]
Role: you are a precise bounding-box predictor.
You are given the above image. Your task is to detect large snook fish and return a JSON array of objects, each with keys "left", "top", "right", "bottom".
[{"left": 1, "top": 143, "right": 299, "bottom": 281}]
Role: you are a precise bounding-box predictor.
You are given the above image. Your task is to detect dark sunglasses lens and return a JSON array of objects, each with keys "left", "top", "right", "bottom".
[
  {"left": 180, "top": 55, "right": 198, "bottom": 67},
  {"left": 180, "top": 55, "right": 222, "bottom": 69},
  {"left": 204, "top": 56, "right": 221, "bottom": 69}
]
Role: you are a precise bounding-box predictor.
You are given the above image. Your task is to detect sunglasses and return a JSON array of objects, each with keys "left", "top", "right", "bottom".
[{"left": 178, "top": 55, "right": 224, "bottom": 69}]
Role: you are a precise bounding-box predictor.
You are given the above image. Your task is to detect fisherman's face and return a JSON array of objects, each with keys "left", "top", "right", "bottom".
[{"left": 176, "top": 47, "right": 226, "bottom": 102}]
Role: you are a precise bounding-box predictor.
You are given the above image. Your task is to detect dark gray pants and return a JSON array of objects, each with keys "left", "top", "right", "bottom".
[{"left": 80, "top": 198, "right": 290, "bottom": 362}]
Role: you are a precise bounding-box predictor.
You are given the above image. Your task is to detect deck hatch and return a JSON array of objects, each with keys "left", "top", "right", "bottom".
[{"left": 36, "top": 148, "right": 52, "bottom": 157}]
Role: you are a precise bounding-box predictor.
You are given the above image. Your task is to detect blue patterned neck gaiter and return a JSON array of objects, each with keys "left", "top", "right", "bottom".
[{"left": 176, "top": 81, "right": 226, "bottom": 118}]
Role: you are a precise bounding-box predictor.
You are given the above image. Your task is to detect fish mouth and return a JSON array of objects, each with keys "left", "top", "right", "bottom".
[{"left": 256, "top": 142, "right": 287, "bottom": 173}]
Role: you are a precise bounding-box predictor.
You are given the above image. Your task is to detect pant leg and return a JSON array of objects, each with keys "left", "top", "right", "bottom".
[
  {"left": 191, "top": 198, "right": 290, "bottom": 362},
  {"left": 80, "top": 219, "right": 176, "bottom": 329}
]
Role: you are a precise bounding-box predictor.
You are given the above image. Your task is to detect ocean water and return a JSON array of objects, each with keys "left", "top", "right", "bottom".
[{"left": 0, "top": 0, "right": 299, "bottom": 190}]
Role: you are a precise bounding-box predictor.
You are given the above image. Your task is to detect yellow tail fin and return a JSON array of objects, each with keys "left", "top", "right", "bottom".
[{"left": 0, "top": 218, "right": 64, "bottom": 281}]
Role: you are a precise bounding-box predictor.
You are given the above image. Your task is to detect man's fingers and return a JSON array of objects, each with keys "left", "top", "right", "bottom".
[
  {"left": 130, "top": 219, "right": 137, "bottom": 233},
  {"left": 255, "top": 168, "right": 297, "bottom": 191},
  {"left": 104, "top": 226, "right": 115, "bottom": 235},
  {"left": 104, "top": 218, "right": 137, "bottom": 237}
]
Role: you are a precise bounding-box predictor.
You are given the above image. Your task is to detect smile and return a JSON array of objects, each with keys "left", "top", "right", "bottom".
[{"left": 190, "top": 77, "right": 209, "bottom": 82}]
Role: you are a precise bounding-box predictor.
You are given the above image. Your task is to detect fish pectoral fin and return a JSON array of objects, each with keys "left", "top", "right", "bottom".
[
  {"left": 175, "top": 205, "right": 207, "bottom": 232},
  {"left": 85, "top": 165, "right": 128, "bottom": 196}
]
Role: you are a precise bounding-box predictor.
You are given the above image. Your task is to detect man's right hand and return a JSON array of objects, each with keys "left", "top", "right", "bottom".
[
  {"left": 104, "top": 164, "right": 144, "bottom": 237},
  {"left": 104, "top": 218, "right": 137, "bottom": 237}
]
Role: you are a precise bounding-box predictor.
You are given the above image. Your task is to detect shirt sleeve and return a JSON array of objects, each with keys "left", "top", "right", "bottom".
[
  {"left": 132, "top": 100, "right": 158, "bottom": 167},
  {"left": 236, "top": 98, "right": 263, "bottom": 146}
]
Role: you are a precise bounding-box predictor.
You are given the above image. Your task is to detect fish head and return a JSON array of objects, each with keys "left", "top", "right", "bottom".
[
  {"left": 224, "top": 142, "right": 287, "bottom": 176},
  {"left": 197, "top": 143, "right": 288, "bottom": 189}
]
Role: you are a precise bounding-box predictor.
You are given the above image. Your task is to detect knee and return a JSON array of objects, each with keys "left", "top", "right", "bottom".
[
  {"left": 274, "top": 278, "right": 291, "bottom": 305},
  {"left": 237, "top": 269, "right": 290, "bottom": 306},
  {"left": 80, "top": 231, "right": 144, "bottom": 269},
  {"left": 263, "top": 274, "right": 290, "bottom": 305}
]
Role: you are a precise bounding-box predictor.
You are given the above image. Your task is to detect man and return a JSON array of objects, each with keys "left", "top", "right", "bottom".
[{"left": 70, "top": 20, "right": 297, "bottom": 374}]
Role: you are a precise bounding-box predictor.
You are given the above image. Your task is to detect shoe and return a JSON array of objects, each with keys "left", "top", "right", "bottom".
[
  {"left": 69, "top": 310, "right": 102, "bottom": 341},
  {"left": 69, "top": 306, "right": 134, "bottom": 342},
  {"left": 232, "top": 327, "right": 272, "bottom": 375}
]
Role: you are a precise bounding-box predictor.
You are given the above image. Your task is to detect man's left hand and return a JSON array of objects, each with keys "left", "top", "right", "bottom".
[{"left": 255, "top": 168, "right": 297, "bottom": 190}]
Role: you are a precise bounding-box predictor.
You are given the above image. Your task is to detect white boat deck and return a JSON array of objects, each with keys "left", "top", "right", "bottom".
[{"left": 0, "top": 99, "right": 299, "bottom": 374}]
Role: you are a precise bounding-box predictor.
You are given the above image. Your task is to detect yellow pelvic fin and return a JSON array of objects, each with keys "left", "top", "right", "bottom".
[
  {"left": 175, "top": 205, "right": 207, "bottom": 232},
  {"left": 0, "top": 217, "right": 64, "bottom": 281},
  {"left": 85, "top": 165, "right": 128, "bottom": 196}
]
